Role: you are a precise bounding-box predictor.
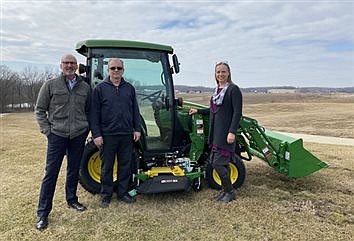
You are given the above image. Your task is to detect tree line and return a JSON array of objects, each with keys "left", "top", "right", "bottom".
[{"left": 0, "top": 65, "right": 59, "bottom": 113}]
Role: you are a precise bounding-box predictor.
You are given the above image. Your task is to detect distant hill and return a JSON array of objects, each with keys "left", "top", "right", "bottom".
[
  {"left": 175, "top": 85, "right": 354, "bottom": 94},
  {"left": 175, "top": 85, "right": 213, "bottom": 93},
  {"left": 2, "top": 61, "right": 353, "bottom": 93}
]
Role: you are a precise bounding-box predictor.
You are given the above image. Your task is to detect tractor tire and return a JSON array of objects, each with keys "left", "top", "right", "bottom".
[
  {"left": 205, "top": 155, "right": 246, "bottom": 190},
  {"left": 79, "top": 139, "right": 118, "bottom": 194}
]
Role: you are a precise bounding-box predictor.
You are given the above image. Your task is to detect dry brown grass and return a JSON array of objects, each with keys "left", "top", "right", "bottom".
[
  {"left": 1, "top": 93, "right": 353, "bottom": 241},
  {"left": 180, "top": 92, "right": 354, "bottom": 138}
]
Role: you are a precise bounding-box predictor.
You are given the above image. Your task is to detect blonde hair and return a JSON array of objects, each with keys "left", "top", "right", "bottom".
[{"left": 215, "top": 62, "right": 232, "bottom": 84}]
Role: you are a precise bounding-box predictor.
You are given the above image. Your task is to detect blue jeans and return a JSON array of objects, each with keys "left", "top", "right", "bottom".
[{"left": 37, "top": 132, "right": 88, "bottom": 217}]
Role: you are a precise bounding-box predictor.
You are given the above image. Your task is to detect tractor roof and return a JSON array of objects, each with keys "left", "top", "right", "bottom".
[{"left": 75, "top": 39, "right": 174, "bottom": 56}]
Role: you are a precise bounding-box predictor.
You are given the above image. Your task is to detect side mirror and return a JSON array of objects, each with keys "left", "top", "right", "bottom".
[
  {"left": 172, "top": 54, "right": 180, "bottom": 74},
  {"left": 78, "top": 63, "right": 88, "bottom": 75}
]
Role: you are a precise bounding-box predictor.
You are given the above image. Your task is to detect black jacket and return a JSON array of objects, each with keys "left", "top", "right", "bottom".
[
  {"left": 198, "top": 83, "right": 243, "bottom": 152},
  {"left": 90, "top": 77, "right": 141, "bottom": 138}
]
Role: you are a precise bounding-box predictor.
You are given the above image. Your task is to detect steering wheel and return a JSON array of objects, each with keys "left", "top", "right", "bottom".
[{"left": 141, "top": 90, "right": 163, "bottom": 103}]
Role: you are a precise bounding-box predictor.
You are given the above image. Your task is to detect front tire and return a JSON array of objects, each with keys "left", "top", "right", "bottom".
[
  {"left": 205, "top": 155, "right": 246, "bottom": 190},
  {"left": 79, "top": 139, "right": 118, "bottom": 194}
]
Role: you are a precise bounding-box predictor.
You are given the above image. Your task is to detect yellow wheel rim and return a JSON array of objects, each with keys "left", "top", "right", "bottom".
[
  {"left": 87, "top": 151, "right": 118, "bottom": 183},
  {"left": 212, "top": 162, "right": 238, "bottom": 185}
]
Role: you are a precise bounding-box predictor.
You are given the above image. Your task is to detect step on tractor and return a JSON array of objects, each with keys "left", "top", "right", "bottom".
[{"left": 75, "top": 39, "right": 329, "bottom": 195}]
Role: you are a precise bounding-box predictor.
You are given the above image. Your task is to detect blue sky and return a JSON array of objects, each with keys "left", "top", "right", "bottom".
[{"left": 1, "top": 0, "right": 353, "bottom": 88}]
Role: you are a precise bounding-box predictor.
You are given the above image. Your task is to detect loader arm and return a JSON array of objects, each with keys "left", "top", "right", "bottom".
[
  {"left": 238, "top": 116, "right": 329, "bottom": 177},
  {"left": 179, "top": 101, "right": 328, "bottom": 178},
  {"left": 238, "top": 116, "right": 280, "bottom": 168}
]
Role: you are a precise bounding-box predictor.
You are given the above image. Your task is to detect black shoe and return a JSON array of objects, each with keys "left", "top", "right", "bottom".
[
  {"left": 218, "top": 190, "right": 236, "bottom": 203},
  {"left": 100, "top": 199, "right": 111, "bottom": 208},
  {"left": 68, "top": 201, "right": 87, "bottom": 212},
  {"left": 35, "top": 216, "right": 48, "bottom": 231},
  {"left": 119, "top": 194, "right": 136, "bottom": 204}
]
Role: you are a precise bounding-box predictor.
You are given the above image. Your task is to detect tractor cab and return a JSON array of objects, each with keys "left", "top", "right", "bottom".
[{"left": 76, "top": 40, "right": 187, "bottom": 154}]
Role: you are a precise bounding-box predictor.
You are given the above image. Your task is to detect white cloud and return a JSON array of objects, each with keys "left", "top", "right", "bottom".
[{"left": 1, "top": 0, "right": 353, "bottom": 87}]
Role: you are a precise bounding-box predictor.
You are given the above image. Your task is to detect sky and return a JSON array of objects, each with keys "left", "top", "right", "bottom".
[{"left": 1, "top": 0, "right": 354, "bottom": 88}]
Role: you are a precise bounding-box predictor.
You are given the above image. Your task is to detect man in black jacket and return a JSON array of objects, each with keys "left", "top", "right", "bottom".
[{"left": 90, "top": 58, "right": 141, "bottom": 208}]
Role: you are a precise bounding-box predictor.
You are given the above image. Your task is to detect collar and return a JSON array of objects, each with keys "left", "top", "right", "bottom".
[
  {"left": 105, "top": 77, "right": 126, "bottom": 86},
  {"left": 62, "top": 73, "right": 78, "bottom": 82},
  {"left": 66, "top": 76, "right": 77, "bottom": 82}
]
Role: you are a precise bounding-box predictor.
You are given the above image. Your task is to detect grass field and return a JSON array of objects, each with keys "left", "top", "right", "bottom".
[{"left": 0, "top": 93, "right": 353, "bottom": 241}]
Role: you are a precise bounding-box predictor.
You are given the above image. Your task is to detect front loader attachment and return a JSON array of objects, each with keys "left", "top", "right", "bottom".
[
  {"left": 239, "top": 116, "right": 329, "bottom": 177},
  {"left": 264, "top": 130, "right": 329, "bottom": 177}
]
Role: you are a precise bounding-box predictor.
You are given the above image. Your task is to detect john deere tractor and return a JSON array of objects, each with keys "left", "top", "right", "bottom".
[{"left": 75, "top": 39, "right": 328, "bottom": 194}]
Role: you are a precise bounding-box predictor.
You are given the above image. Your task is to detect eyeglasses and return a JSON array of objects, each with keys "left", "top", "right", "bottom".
[
  {"left": 109, "top": 66, "right": 123, "bottom": 71},
  {"left": 62, "top": 61, "right": 77, "bottom": 65}
]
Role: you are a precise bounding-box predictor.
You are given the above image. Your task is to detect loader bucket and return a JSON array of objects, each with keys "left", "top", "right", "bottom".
[{"left": 264, "top": 130, "right": 329, "bottom": 177}]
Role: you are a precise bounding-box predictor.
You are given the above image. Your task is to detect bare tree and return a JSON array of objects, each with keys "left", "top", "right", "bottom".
[
  {"left": 21, "top": 66, "right": 42, "bottom": 110},
  {"left": 33, "top": 67, "right": 58, "bottom": 108},
  {"left": 0, "top": 65, "right": 20, "bottom": 113},
  {"left": 0, "top": 65, "right": 58, "bottom": 113},
  {"left": 12, "top": 75, "right": 24, "bottom": 110}
]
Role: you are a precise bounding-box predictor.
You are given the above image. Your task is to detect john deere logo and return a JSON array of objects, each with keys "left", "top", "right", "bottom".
[{"left": 161, "top": 179, "right": 178, "bottom": 184}]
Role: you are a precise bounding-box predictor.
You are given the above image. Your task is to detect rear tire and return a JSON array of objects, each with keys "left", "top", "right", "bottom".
[
  {"left": 205, "top": 155, "right": 246, "bottom": 190},
  {"left": 79, "top": 139, "right": 118, "bottom": 194}
]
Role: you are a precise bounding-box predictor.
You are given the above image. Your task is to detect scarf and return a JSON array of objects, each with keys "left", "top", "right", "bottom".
[{"left": 212, "top": 83, "right": 229, "bottom": 106}]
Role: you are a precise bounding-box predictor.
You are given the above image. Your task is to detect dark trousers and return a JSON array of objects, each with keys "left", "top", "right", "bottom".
[
  {"left": 100, "top": 134, "right": 133, "bottom": 200},
  {"left": 37, "top": 132, "right": 87, "bottom": 217},
  {"left": 211, "top": 150, "right": 233, "bottom": 193}
]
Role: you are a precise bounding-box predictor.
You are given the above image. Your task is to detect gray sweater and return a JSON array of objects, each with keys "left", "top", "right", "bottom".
[
  {"left": 35, "top": 74, "right": 90, "bottom": 139},
  {"left": 198, "top": 83, "right": 243, "bottom": 152}
]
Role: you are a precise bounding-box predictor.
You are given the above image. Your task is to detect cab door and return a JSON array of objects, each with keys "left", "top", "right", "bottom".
[{"left": 121, "top": 56, "right": 173, "bottom": 151}]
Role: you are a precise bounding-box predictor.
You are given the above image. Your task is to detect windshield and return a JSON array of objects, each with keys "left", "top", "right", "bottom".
[
  {"left": 88, "top": 48, "right": 174, "bottom": 150},
  {"left": 89, "top": 48, "right": 170, "bottom": 88}
]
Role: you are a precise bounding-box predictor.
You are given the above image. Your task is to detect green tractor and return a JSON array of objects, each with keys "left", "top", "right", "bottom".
[{"left": 75, "top": 39, "right": 328, "bottom": 194}]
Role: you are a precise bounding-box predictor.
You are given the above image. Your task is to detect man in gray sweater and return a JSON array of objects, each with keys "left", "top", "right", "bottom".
[{"left": 34, "top": 54, "right": 90, "bottom": 230}]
